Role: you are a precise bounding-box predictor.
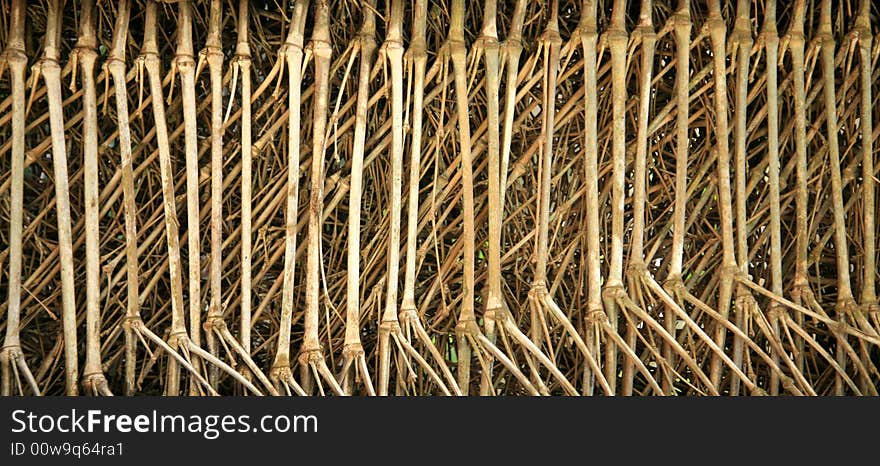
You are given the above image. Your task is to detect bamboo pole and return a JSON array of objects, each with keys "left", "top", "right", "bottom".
[
  {"left": 707, "top": 0, "right": 739, "bottom": 392},
  {"left": 106, "top": 0, "right": 141, "bottom": 396},
  {"left": 300, "top": 0, "right": 344, "bottom": 396},
  {"left": 340, "top": 0, "right": 377, "bottom": 396},
  {"left": 818, "top": 0, "right": 856, "bottom": 396},
  {"left": 234, "top": 0, "right": 254, "bottom": 361},
  {"left": 271, "top": 0, "right": 309, "bottom": 397},
  {"left": 622, "top": 0, "right": 657, "bottom": 397},
  {"left": 35, "top": 0, "right": 80, "bottom": 396},
  {"left": 1, "top": 0, "right": 41, "bottom": 396},
  {"left": 729, "top": 0, "right": 753, "bottom": 397},
  {"left": 663, "top": 1, "right": 692, "bottom": 394},
  {"left": 139, "top": 0, "right": 188, "bottom": 396},
  {"left": 173, "top": 0, "right": 204, "bottom": 356}
]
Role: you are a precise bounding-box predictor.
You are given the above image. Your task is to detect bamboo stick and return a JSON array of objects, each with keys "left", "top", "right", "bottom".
[
  {"left": 1, "top": 0, "right": 41, "bottom": 396},
  {"left": 36, "top": 0, "right": 80, "bottom": 396}
]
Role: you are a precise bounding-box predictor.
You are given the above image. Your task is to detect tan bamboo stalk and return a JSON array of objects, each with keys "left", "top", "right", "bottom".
[
  {"left": 139, "top": 0, "right": 187, "bottom": 395},
  {"left": 300, "top": 0, "right": 344, "bottom": 396},
  {"left": 234, "top": 0, "right": 254, "bottom": 365},
  {"left": 661, "top": 1, "right": 691, "bottom": 393},
  {"left": 203, "top": 0, "right": 225, "bottom": 389},
  {"left": 572, "top": 0, "right": 663, "bottom": 397},
  {"left": 400, "top": 0, "right": 427, "bottom": 347},
  {"left": 601, "top": 0, "right": 629, "bottom": 395},
  {"left": 270, "top": 0, "right": 308, "bottom": 397},
  {"left": 707, "top": 0, "right": 739, "bottom": 391},
  {"left": 477, "top": 0, "right": 502, "bottom": 396},
  {"left": 1, "top": 0, "right": 41, "bottom": 396},
  {"left": 729, "top": 0, "right": 752, "bottom": 397},
  {"left": 854, "top": 0, "right": 876, "bottom": 321},
  {"left": 340, "top": 0, "right": 377, "bottom": 396},
  {"left": 834, "top": 0, "right": 880, "bottom": 390},
  {"left": 71, "top": 0, "right": 113, "bottom": 397},
  {"left": 447, "top": 0, "right": 478, "bottom": 395},
  {"left": 622, "top": 0, "right": 656, "bottom": 396},
  {"left": 851, "top": 5, "right": 880, "bottom": 395},
  {"left": 498, "top": 0, "right": 526, "bottom": 214},
  {"left": 399, "top": 0, "right": 462, "bottom": 396},
  {"left": 174, "top": 0, "right": 204, "bottom": 351},
  {"left": 786, "top": 0, "right": 809, "bottom": 376},
  {"left": 759, "top": 0, "right": 784, "bottom": 396},
  {"left": 376, "top": 0, "right": 412, "bottom": 396},
  {"left": 529, "top": 0, "right": 561, "bottom": 368},
  {"left": 36, "top": 0, "right": 79, "bottom": 396},
  {"left": 818, "top": 0, "right": 856, "bottom": 395},
  {"left": 494, "top": 0, "right": 526, "bottom": 321},
  {"left": 106, "top": 0, "right": 142, "bottom": 396},
  {"left": 460, "top": 0, "right": 551, "bottom": 397},
  {"left": 579, "top": 0, "right": 608, "bottom": 396}
]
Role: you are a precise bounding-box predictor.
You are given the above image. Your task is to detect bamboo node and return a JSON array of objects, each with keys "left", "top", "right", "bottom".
[
  {"left": 298, "top": 349, "right": 326, "bottom": 366},
  {"left": 0, "top": 346, "right": 23, "bottom": 361},
  {"left": 342, "top": 344, "right": 364, "bottom": 359},
  {"left": 586, "top": 309, "right": 607, "bottom": 323}
]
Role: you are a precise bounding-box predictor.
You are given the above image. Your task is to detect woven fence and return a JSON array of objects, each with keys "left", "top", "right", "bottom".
[{"left": 1, "top": 0, "right": 878, "bottom": 396}]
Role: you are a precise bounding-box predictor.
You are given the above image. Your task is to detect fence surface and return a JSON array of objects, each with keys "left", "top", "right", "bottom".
[{"left": 1, "top": 0, "right": 879, "bottom": 396}]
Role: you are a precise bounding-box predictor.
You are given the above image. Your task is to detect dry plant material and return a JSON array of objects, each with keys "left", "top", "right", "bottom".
[{"left": 0, "top": 0, "right": 878, "bottom": 396}]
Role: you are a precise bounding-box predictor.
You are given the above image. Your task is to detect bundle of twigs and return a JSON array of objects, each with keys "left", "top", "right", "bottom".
[{"left": 0, "top": 0, "right": 878, "bottom": 396}]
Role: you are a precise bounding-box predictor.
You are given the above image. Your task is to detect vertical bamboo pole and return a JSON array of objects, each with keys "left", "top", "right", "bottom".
[
  {"left": 622, "top": 0, "right": 656, "bottom": 396},
  {"left": 401, "top": 0, "right": 430, "bottom": 337},
  {"left": 499, "top": 0, "right": 527, "bottom": 214},
  {"left": 580, "top": 0, "right": 603, "bottom": 396},
  {"left": 760, "top": 0, "right": 785, "bottom": 396},
  {"left": 531, "top": 0, "right": 561, "bottom": 344},
  {"left": 478, "top": 0, "right": 502, "bottom": 397},
  {"left": 854, "top": 0, "right": 876, "bottom": 318},
  {"left": 494, "top": 0, "right": 552, "bottom": 394},
  {"left": 818, "top": 0, "right": 856, "bottom": 395},
  {"left": 530, "top": 0, "right": 589, "bottom": 396},
  {"left": 602, "top": 0, "right": 629, "bottom": 395},
  {"left": 1, "top": 0, "right": 40, "bottom": 396},
  {"left": 74, "top": 0, "right": 113, "bottom": 396},
  {"left": 140, "top": 0, "right": 188, "bottom": 395},
  {"left": 341, "top": 0, "right": 377, "bottom": 396},
  {"left": 729, "top": 0, "right": 752, "bottom": 397},
  {"left": 204, "top": 0, "right": 224, "bottom": 389},
  {"left": 175, "top": 0, "right": 203, "bottom": 353},
  {"left": 397, "top": 0, "right": 461, "bottom": 396},
  {"left": 300, "top": 0, "right": 344, "bottom": 396},
  {"left": 787, "top": 0, "right": 809, "bottom": 376},
  {"left": 447, "top": 0, "right": 477, "bottom": 395},
  {"left": 37, "top": 0, "right": 79, "bottom": 396},
  {"left": 270, "top": 0, "right": 309, "bottom": 397},
  {"left": 707, "top": 0, "right": 739, "bottom": 392},
  {"left": 377, "top": 0, "right": 409, "bottom": 396},
  {"left": 107, "top": 0, "right": 141, "bottom": 396},
  {"left": 235, "top": 0, "right": 254, "bottom": 364},
  {"left": 663, "top": 0, "right": 691, "bottom": 394},
  {"left": 205, "top": 8, "right": 282, "bottom": 393}
]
